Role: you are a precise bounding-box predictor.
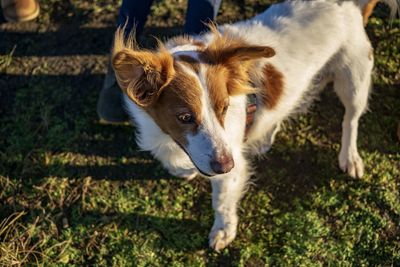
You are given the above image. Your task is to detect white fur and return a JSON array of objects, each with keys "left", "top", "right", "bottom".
[
  {"left": 184, "top": 66, "right": 233, "bottom": 176},
  {"left": 123, "top": 0, "right": 397, "bottom": 250}
]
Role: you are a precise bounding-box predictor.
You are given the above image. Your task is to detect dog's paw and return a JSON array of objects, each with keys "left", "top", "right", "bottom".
[
  {"left": 209, "top": 227, "right": 236, "bottom": 252},
  {"left": 339, "top": 150, "right": 364, "bottom": 178}
]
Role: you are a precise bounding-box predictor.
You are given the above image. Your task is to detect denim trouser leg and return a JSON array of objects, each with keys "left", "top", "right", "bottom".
[
  {"left": 118, "top": 0, "right": 221, "bottom": 37},
  {"left": 117, "top": 0, "right": 154, "bottom": 37},
  {"left": 184, "top": 0, "right": 222, "bottom": 35}
]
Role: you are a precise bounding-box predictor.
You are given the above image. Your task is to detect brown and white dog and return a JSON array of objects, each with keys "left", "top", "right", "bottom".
[{"left": 111, "top": 0, "right": 398, "bottom": 251}]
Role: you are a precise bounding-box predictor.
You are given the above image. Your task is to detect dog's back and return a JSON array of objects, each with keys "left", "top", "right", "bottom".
[{"left": 224, "top": 0, "right": 395, "bottom": 147}]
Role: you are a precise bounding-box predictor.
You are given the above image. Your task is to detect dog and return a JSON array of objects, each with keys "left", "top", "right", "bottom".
[{"left": 110, "top": 0, "right": 398, "bottom": 251}]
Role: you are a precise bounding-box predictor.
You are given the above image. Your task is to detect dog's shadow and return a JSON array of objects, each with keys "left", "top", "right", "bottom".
[{"left": 254, "top": 140, "right": 340, "bottom": 203}]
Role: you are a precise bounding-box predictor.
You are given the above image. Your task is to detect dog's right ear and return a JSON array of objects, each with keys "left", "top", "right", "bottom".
[{"left": 112, "top": 48, "right": 175, "bottom": 107}]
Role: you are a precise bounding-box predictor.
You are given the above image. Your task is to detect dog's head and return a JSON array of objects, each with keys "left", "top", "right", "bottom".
[{"left": 112, "top": 28, "right": 275, "bottom": 176}]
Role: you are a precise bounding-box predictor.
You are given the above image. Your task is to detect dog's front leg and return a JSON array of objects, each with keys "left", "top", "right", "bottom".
[{"left": 209, "top": 154, "right": 248, "bottom": 251}]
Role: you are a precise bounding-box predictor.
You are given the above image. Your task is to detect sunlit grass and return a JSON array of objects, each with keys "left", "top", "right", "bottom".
[{"left": 0, "top": 0, "right": 399, "bottom": 265}]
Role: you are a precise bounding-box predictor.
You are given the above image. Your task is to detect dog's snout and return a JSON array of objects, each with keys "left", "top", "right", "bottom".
[{"left": 210, "top": 154, "right": 234, "bottom": 174}]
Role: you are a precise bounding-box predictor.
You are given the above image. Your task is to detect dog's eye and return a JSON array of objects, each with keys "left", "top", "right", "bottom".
[
  {"left": 222, "top": 105, "right": 228, "bottom": 115},
  {"left": 177, "top": 113, "right": 195, "bottom": 124},
  {"left": 222, "top": 99, "right": 229, "bottom": 115}
]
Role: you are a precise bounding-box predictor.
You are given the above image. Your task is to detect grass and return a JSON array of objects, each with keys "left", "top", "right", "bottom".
[{"left": 0, "top": 0, "right": 399, "bottom": 266}]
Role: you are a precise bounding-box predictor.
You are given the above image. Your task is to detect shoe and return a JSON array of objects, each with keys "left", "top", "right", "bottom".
[
  {"left": 97, "top": 63, "right": 130, "bottom": 124},
  {"left": 1, "top": 0, "right": 39, "bottom": 22}
]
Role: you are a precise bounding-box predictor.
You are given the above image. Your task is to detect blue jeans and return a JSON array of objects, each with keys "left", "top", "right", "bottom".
[{"left": 117, "top": 0, "right": 222, "bottom": 36}]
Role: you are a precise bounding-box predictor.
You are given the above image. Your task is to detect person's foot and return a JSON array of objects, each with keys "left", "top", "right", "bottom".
[
  {"left": 97, "top": 63, "right": 129, "bottom": 124},
  {"left": 1, "top": 0, "right": 39, "bottom": 22}
]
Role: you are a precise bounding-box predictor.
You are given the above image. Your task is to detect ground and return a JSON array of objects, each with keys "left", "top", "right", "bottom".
[{"left": 0, "top": 0, "right": 399, "bottom": 266}]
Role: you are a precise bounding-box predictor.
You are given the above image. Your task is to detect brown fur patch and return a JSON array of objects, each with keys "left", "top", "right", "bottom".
[
  {"left": 176, "top": 54, "right": 201, "bottom": 74},
  {"left": 199, "top": 27, "right": 277, "bottom": 125},
  {"left": 261, "top": 64, "right": 284, "bottom": 109},
  {"left": 112, "top": 48, "right": 175, "bottom": 107},
  {"left": 224, "top": 60, "right": 258, "bottom": 96},
  {"left": 146, "top": 63, "right": 203, "bottom": 146},
  {"left": 205, "top": 65, "right": 230, "bottom": 126},
  {"left": 201, "top": 25, "right": 275, "bottom": 65},
  {"left": 112, "top": 27, "right": 175, "bottom": 107},
  {"left": 112, "top": 27, "right": 204, "bottom": 146},
  {"left": 199, "top": 26, "right": 275, "bottom": 99},
  {"left": 201, "top": 47, "right": 255, "bottom": 96},
  {"left": 363, "top": 0, "right": 379, "bottom": 26}
]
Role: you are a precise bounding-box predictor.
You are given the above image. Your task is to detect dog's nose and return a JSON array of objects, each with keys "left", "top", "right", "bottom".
[{"left": 210, "top": 154, "right": 235, "bottom": 174}]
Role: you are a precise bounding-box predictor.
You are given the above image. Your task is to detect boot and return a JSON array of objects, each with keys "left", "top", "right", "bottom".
[
  {"left": 1, "top": 0, "right": 39, "bottom": 22},
  {"left": 97, "top": 63, "right": 129, "bottom": 124}
]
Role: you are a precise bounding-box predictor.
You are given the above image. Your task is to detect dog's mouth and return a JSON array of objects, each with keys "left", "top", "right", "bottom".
[
  {"left": 175, "top": 141, "right": 217, "bottom": 178},
  {"left": 174, "top": 140, "right": 234, "bottom": 178},
  {"left": 196, "top": 168, "right": 214, "bottom": 177},
  {"left": 173, "top": 139, "right": 219, "bottom": 177}
]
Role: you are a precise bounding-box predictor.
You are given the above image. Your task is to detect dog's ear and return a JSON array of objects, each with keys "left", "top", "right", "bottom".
[
  {"left": 214, "top": 45, "right": 275, "bottom": 63},
  {"left": 112, "top": 48, "right": 175, "bottom": 107},
  {"left": 203, "top": 28, "right": 275, "bottom": 64}
]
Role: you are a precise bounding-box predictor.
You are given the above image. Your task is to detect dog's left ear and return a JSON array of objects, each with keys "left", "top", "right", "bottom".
[
  {"left": 203, "top": 38, "right": 276, "bottom": 96},
  {"left": 217, "top": 45, "right": 275, "bottom": 62},
  {"left": 203, "top": 33, "right": 275, "bottom": 64},
  {"left": 204, "top": 24, "right": 275, "bottom": 63}
]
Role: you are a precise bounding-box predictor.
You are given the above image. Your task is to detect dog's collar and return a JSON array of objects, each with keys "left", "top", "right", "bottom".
[{"left": 245, "top": 94, "right": 257, "bottom": 139}]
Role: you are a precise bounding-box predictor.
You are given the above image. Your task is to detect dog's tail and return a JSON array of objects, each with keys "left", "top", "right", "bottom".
[{"left": 356, "top": 0, "right": 399, "bottom": 25}]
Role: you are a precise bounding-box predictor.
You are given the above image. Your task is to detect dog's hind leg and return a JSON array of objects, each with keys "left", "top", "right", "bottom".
[{"left": 333, "top": 47, "right": 373, "bottom": 178}]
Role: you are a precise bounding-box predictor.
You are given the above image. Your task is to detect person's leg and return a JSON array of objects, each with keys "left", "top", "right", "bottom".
[
  {"left": 184, "top": 0, "right": 222, "bottom": 35},
  {"left": 117, "top": 0, "right": 154, "bottom": 37},
  {"left": 97, "top": 0, "right": 153, "bottom": 124}
]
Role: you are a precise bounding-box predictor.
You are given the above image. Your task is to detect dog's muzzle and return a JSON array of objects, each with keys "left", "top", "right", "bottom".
[{"left": 210, "top": 154, "right": 234, "bottom": 174}]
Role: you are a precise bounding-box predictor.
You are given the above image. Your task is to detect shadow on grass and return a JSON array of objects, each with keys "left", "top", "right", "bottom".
[
  {"left": 1, "top": 74, "right": 395, "bottom": 182},
  {"left": 0, "top": 73, "right": 174, "bottom": 181},
  {"left": 0, "top": 26, "right": 182, "bottom": 57},
  {"left": 255, "top": 143, "right": 339, "bottom": 204},
  {"left": 43, "top": 161, "right": 171, "bottom": 181},
  {"left": 74, "top": 210, "right": 208, "bottom": 252},
  {"left": 0, "top": 23, "right": 190, "bottom": 183},
  {"left": 0, "top": 69, "right": 158, "bottom": 168}
]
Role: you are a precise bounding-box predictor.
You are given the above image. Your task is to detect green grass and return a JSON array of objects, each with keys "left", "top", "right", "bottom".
[{"left": 0, "top": 0, "right": 399, "bottom": 266}]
